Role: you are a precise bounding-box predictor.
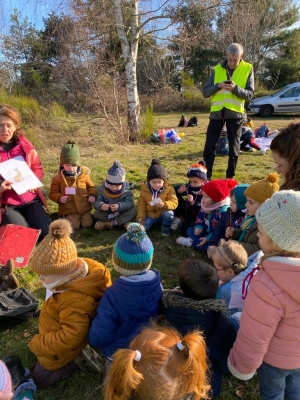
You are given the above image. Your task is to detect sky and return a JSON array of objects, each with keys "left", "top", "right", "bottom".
[{"left": 2, "top": 0, "right": 69, "bottom": 30}]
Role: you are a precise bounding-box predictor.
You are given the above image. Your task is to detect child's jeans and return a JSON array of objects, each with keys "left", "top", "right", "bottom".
[
  {"left": 257, "top": 361, "right": 300, "bottom": 400},
  {"left": 144, "top": 211, "right": 174, "bottom": 234},
  {"left": 186, "top": 227, "right": 209, "bottom": 251}
]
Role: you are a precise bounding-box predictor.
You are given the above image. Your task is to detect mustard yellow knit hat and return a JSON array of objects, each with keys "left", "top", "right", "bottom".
[
  {"left": 29, "top": 219, "right": 77, "bottom": 275},
  {"left": 244, "top": 173, "right": 279, "bottom": 204}
]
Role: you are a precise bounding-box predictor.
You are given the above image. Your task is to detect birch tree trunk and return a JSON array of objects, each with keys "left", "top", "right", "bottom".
[{"left": 113, "top": 0, "right": 140, "bottom": 139}]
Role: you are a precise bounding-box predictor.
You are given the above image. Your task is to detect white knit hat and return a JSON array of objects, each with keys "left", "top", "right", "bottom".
[{"left": 256, "top": 190, "right": 300, "bottom": 252}]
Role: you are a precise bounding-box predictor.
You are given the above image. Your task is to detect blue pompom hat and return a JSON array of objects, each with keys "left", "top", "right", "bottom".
[
  {"left": 112, "top": 223, "right": 154, "bottom": 276},
  {"left": 106, "top": 160, "right": 126, "bottom": 184}
]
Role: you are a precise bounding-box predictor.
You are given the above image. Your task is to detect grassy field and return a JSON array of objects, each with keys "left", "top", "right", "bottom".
[{"left": 0, "top": 111, "right": 298, "bottom": 400}]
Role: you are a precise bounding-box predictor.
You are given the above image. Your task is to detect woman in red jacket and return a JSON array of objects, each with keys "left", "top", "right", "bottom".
[{"left": 0, "top": 105, "right": 50, "bottom": 239}]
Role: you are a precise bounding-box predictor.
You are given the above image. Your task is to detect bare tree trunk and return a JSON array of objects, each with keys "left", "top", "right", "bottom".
[{"left": 113, "top": 0, "right": 140, "bottom": 139}]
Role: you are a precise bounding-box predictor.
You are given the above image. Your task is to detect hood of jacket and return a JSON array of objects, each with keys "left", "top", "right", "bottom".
[
  {"left": 162, "top": 289, "right": 226, "bottom": 313},
  {"left": 234, "top": 184, "right": 249, "bottom": 212},
  {"left": 59, "top": 257, "right": 112, "bottom": 300},
  {"left": 262, "top": 256, "right": 300, "bottom": 304},
  {"left": 112, "top": 269, "right": 162, "bottom": 318}
]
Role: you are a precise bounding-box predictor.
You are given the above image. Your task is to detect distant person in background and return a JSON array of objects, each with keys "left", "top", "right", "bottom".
[
  {"left": 270, "top": 121, "right": 300, "bottom": 190},
  {"left": 0, "top": 105, "right": 50, "bottom": 239},
  {"left": 202, "top": 43, "right": 254, "bottom": 179}
]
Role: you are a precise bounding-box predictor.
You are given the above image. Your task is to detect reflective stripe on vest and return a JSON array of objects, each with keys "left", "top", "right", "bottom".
[{"left": 211, "top": 60, "right": 252, "bottom": 113}]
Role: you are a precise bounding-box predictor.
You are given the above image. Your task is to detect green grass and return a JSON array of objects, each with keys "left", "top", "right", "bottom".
[{"left": 1, "top": 111, "right": 299, "bottom": 399}]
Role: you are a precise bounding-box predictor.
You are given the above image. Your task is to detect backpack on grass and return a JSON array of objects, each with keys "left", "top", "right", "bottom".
[
  {"left": 216, "top": 130, "right": 229, "bottom": 155},
  {"left": 0, "top": 287, "right": 39, "bottom": 331},
  {"left": 187, "top": 116, "right": 198, "bottom": 127}
]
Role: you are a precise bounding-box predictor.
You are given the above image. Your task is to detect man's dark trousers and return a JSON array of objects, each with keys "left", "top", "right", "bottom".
[{"left": 203, "top": 118, "right": 243, "bottom": 179}]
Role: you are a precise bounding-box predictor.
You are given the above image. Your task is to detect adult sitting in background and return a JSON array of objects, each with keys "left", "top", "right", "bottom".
[
  {"left": 202, "top": 43, "right": 254, "bottom": 179},
  {"left": 0, "top": 105, "right": 50, "bottom": 240}
]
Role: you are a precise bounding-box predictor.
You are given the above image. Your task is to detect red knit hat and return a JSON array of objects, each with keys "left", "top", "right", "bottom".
[{"left": 201, "top": 179, "right": 238, "bottom": 202}]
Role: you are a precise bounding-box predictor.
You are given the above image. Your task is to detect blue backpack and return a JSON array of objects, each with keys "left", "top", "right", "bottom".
[{"left": 216, "top": 131, "right": 229, "bottom": 155}]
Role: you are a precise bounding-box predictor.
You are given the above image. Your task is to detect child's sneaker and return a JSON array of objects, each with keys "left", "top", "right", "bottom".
[
  {"left": 176, "top": 237, "right": 193, "bottom": 247},
  {"left": 170, "top": 217, "right": 181, "bottom": 231},
  {"left": 73, "top": 344, "right": 105, "bottom": 373},
  {"left": 260, "top": 148, "right": 266, "bottom": 155}
]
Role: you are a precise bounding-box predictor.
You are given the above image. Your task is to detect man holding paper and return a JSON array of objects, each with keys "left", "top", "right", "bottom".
[{"left": 0, "top": 105, "right": 50, "bottom": 239}]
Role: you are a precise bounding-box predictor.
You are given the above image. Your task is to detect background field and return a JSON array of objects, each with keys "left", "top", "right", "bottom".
[{"left": 0, "top": 112, "right": 298, "bottom": 399}]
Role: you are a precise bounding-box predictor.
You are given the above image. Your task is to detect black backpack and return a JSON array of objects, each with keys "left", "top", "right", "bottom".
[
  {"left": 0, "top": 287, "right": 39, "bottom": 331},
  {"left": 187, "top": 116, "right": 198, "bottom": 127}
]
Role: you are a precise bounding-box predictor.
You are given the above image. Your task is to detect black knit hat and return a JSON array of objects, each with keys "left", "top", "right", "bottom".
[{"left": 147, "top": 159, "right": 167, "bottom": 182}]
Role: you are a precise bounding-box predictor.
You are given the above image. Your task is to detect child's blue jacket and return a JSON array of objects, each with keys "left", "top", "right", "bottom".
[{"left": 88, "top": 269, "right": 162, "bottom": 358}]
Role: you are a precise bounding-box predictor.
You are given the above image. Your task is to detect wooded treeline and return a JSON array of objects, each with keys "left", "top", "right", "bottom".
[{"left": 0, "top": 0, "right": 299, "bottom": 139}]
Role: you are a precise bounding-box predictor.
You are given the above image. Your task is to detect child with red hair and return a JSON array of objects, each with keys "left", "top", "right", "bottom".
[{"left": 104, "top": 325, "right": 210, "bottom": 400}]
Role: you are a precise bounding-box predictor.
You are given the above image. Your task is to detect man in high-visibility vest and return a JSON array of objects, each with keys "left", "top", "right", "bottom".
[{"left": 202, "top": 43, "right": 254, "bottom": 180}]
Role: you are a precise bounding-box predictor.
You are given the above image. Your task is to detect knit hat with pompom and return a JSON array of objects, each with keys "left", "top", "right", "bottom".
[
  {"left": 60, "top": 139, "right": 81, "bottom": 165},
  {"left": 112, "top": 223, "right": 154, "bottom": 276},
  {"left": 106, "top": 160, "right": 126, "bottom": 184},
  {"left": 0, "top": 361, "right": 12, "bottom": 394},
  {"left": 244, "top": 173, "right": 279, "bottom": 204},
  {"left": 29, "top": 219, "right": 77, "bottom": 275},
  {"left": 201, "top": 179, "right": 238, "bottom": 202},
  {"left": 187, "top": 160, "right": 207, "bottom": 181},
  {"left": 147, "top": 159, "right": 167, "bottom": 182}
]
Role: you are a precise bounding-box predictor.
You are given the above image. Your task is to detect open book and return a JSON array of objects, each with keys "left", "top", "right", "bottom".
[{"left": 0, "top": 156, "right": 43, "bottom": 195}]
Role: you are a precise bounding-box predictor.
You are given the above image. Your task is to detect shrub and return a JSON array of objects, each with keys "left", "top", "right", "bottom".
[{"left": 140, "top": 100, "right": 155, "bottom": 139}]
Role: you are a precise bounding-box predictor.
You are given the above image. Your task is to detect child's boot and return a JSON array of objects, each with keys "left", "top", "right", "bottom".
[
  {"left": 3, "top": 355, "right": 26, "bottom": 389},
  {"left": 95, "top": 221, "right": 114, "bottom": 231},
  {"left": 73, "top": 344, "right": 105, "bottom": 373},
  {"left": 0, "top": 259, "right": 15, "bottom": 283},
  {"left": 1, "top": 273, "right": 19, "bottom": 291}
]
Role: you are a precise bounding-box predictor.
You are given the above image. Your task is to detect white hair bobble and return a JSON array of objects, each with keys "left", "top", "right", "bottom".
[
  {"left": 134, "top": 350, "right": 142, "bottom": 361},
  {"left": 177, "top": 341, "right": 185, "bottom": 351}
]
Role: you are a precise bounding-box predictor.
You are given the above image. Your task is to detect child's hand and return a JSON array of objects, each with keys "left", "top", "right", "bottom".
[
  {"left": 156, "top": 201, "right": 164, "bottom": 209},
  {"left": 177, "top": 185, "right": 187, "bottom": 194},
  {"left": 197, "top": 237, "right": 208, "bottom": 247},
  {"left": 110, "top": 204, "right": 119, "bottom": 212},
  {"left": 60, "top": 195, "right": 69, "bottom": 203},
  {"left": 187, "top": 194, "right": 194, "bottom": 204},
  {"left": 194, "top": 228, "right": 202, "bottom": 236},
  {"left": 101, "top": 204, "right": 110, "bottom": 211},
  {"left": 138, "top": 218, "right": 145, "bottom": 225},
  {"left": 225, "top": 227, "right": 234, "bottom": 238},
  {"left": 88, "top": 196, "right": 95, "bottom": 203}
]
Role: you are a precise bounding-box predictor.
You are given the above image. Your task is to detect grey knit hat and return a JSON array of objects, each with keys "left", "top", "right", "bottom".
[
  {"left": 106, "top": 160, "right": 126, "bottom": 184},
  {"left": 256, "top": 190, "right": 300, "bottom": 252}
]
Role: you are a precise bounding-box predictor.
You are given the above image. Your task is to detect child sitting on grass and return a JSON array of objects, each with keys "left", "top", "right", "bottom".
[
  {"left": 176, "top": 179, "right": 236, "bottom": 250},
  {"left": 208, "top": 241, "right": 248, "bottom": 314},
  {"left": 50, "top": 139, "right": 97, "bottom": 230},
  {"left": 161, "top": 259, "right": 237, "bottom": 399},
  {"left": 89, "top": 223, "right": 162, "bottom": 360},
  {"left": 229, "top": 190, "right": 300, "bottom": 400},
  {"left": 28, "top": 219, "right": 112, "bottom": 387},
  {"left": 104, "top": 325, "right": 210, "bottom": 400},
  {"left": 208, "top": 183, "right": 249, "bottom": 247},
  {"left": 137, "top": 159, "right": 178, "bottom": 237},
  {"left": 94, "top": 160, "right": 136, "bottom": 230},
  {"left": 226, "top": 173, "right": 279, "bottom": 256},
  {"left": 171, "top": 161, "right": 207, "bottom": 235}
]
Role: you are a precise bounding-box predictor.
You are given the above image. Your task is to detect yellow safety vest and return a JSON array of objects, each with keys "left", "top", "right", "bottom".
[{"left": 211, "top": 60, "right": 252, "bottom": 113}]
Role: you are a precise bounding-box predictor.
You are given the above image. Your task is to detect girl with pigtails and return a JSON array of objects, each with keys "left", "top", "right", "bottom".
[{"left": 104, "top": 326, "right": 210, "bottom": 400}]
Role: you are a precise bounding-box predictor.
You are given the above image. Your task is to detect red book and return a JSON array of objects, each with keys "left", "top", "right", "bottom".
[{"left": 0, "top": 224, "right": 40, "bottom": 268}]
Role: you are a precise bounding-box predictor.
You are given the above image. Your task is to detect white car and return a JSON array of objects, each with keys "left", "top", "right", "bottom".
[{"left": 249, "top": 82, "right": 300, "bottom": 117}]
